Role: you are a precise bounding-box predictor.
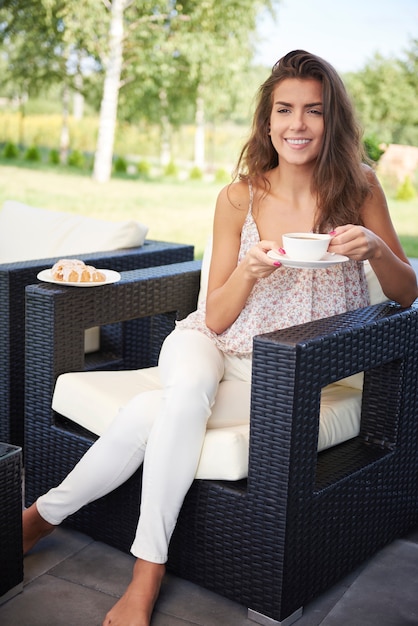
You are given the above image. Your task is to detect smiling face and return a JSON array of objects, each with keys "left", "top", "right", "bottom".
[{"left": 269, "top": 77, "right": 324, "bottom": 168}]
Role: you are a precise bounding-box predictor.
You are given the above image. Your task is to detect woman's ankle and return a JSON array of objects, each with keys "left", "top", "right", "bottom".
[
  {"left": 102, "top": 559, "right": 166, "bottom": 626},
  {"left": 133, "top": 558, "right": 166, "bottom": 580},
  {"left": 22, "top": 502, "right": 55, "bottom": 554}
]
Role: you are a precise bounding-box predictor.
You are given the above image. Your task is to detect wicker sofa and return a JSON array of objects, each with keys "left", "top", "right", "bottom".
[
  {"left": 0, "top": 242, "right": 194, "bottom": 448},
  {"left": 24, "top": 261, "right": 418, "bottom": 625}
]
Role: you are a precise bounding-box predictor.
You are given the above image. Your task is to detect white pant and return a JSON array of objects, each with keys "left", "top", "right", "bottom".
[{"left": 37, "top": 329, "right": 251, "bottom": 563}]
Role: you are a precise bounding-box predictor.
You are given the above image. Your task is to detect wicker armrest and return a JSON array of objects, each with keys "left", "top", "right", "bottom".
[
  {"left": 0, "top": 240, "right": 194, "bottom": 447},
  {"left": 250, "top": 300, "right": 418, "bottom": 489},
  {"left": 24, "top": 260, "right": 201, "bottom": 503},
  {"left": 25, "top": 259, "right": 201, "bottom": 375}
]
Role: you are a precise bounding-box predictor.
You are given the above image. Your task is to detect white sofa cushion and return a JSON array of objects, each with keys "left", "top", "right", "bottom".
[
  {"left": 0, "top": 200, "right": 149, "bottom": 263},
  {"left": 53, "top": 368, "right": 362, "bottom": 480}
]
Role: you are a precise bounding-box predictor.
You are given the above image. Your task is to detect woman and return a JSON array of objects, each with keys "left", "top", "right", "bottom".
[{"left": 23, "top": 50, "right": 417, "bottom": 626}]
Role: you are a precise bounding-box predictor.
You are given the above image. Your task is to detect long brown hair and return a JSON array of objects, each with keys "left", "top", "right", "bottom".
[{"left": 234, "top": 50, "right": 370, "bottom": 231}]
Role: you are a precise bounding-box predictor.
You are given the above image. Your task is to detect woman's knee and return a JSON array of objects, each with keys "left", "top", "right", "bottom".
[{"left": 159, "top": 329, "right": 224, "bottom": 387}]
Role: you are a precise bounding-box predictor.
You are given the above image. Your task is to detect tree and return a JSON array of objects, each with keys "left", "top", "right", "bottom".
[
  {"left": 92, "top": 0, "right": 197, "bottom": 180},
  {"left": 117, "top": 0, "right": 278, "bottom": 169},
  {"left": 0, "top": 0, "right": 278, "bottom": 180},
  {"left": 0, "top": 2, "right": 64, "bottom": 144},
  {"left": 0, "top": 0, "right": 108, "bottom": 157},
  {"left": 172, "top": 0, "right": 275, "bottom": 168},
  {"left": 92, "top": 0, "right": 125, "bottom": 182},
  {"left": 345, "top": 50, "right": 418, "bottom": 146},
  {"left": 401, "top": 39, "right": 418, "bottom": 95}
]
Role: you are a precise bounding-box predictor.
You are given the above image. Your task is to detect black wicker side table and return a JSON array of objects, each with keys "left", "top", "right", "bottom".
[{"left": 0, "top": 443, "right": 23, "bottom": 604}]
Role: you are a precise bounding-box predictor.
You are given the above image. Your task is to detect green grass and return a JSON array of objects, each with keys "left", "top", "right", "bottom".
[{"left": 1, "top": 162, "right": 417, "bottom": 259}]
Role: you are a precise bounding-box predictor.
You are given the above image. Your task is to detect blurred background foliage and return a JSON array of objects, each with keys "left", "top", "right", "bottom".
[
  {"left": 0, "top": 1, "right": 417, "bottom": 172},
  {"left": 0, "top": 0, "right": 417, "bottom": 220}
]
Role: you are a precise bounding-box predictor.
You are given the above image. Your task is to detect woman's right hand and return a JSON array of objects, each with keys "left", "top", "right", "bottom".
[
  {"left": 241, "top": 240, "right": 283, "bottom": 279},
  {"left": 205, "top": 183, "right": 283, "bottom": 334},
  {"left": 206, "top": 239, "right": 283, "bottom": 334}
]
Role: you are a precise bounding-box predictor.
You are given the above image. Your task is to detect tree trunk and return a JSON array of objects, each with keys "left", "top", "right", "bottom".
[
  {"left": 194, "top": 92, "right": 205, "bottom": 169},
  {"left": 17, "top": 94, "right": 26, "bottom": 147},
  {"left": 73, "top": 73, "right": 84, "bottom": 120},
  {"left": 159, "top": 89, "right": 171, "bottom": 166},
  {"left": 92, "top": 0, "right": 125, "bottom": 183},
  {"left": 60, "top": 84, "right": 70, "bottom": 165}
]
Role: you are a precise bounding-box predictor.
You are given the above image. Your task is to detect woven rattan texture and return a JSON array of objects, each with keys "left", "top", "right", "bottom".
[
  {"left": 0, "top": 443, "right": 23, "bottom": 599},
  {"left": 0, "top": 240, "right": 193, "bottom": 448},
  {"left": 168, "top": 303, "right": 418, "bottom": 622},
  {"left": 24, "top": 260, "right": 201, "bottom": 496},
  {"left": 23, "top": 265, "right": 418, "bottom": 624}
]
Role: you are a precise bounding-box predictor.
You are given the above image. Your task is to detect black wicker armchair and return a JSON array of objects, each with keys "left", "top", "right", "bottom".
[
  {"left": 24, "top": 262, "right": 418, "bottom": 626},
  {"left": 0, "top": 240, "right": 194, "bottom": 449}
]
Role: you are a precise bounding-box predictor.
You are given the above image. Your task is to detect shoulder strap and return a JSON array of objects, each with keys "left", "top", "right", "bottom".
[{"left": 248, "top": 179, "right": 254, "bottom": 213}]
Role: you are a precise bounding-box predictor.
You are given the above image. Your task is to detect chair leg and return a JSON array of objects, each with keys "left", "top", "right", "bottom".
[{"left": 248, "top": 607, "right": 303, "bottom": 626}]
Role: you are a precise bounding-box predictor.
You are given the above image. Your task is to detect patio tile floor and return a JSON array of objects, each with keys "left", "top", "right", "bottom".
[{"left": 0, "top": 521, "right": 417, "bottom": 625}]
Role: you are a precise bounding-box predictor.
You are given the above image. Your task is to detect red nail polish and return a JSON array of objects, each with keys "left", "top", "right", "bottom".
[
  {"left": 273, "top": 261, "right": 282, "bottom": 267},
  {"left": 329, "top": 230, "right": 336, "bottom": 235},
  {"left": 278, "top": 248, "right": 286, "bottom": 254}
]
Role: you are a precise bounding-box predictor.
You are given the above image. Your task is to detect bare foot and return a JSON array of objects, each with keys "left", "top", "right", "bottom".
[
  {"left": 103, "top": 559, "right": 166, "bottom": 626},
  {"left": 22, "top": 503, "right": 55, "bottom": 555}
]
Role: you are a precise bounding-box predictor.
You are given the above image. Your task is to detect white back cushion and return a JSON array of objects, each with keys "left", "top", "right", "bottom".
[
  {"left": 363, "top": 259, "right": 388, "bottom": 306},
  {"left": 0, "top": 200, "right": 149, "bottom": 263}
]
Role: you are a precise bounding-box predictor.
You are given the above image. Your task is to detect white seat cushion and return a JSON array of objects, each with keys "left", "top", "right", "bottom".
[
  {"left": 53, "top": 368, "right": 362, "bottom": 480},
  {"left": 0, "top": 200, "right": 148, "bottom": 263}
]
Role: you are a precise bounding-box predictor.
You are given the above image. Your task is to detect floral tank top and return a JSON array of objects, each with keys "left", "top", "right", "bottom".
[{"left": 176, "top": 190, "right": 370, "bottom": 356}]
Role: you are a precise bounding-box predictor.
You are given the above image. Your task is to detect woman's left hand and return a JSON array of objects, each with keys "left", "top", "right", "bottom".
[{"left": 328, "top": 224, "right": 380, "bottom": 261}]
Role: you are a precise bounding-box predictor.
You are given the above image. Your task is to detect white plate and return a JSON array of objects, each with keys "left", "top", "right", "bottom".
[
  {"left": 37, "top": 268, "right": 121, "bottom": 287},
  {"left": 267, "top": 250, "right": 349, "bottom": 269}
]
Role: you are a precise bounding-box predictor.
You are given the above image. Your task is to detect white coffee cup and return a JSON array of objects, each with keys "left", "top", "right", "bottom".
[{"left": 282, "top": 232, "right": 331, "bottom": 261}]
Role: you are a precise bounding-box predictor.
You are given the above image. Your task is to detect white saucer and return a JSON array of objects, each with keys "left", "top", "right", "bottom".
[
  {"left": 37, "top": 268, "right": 121, "bottom": 287},
  {"left": 267, "top": 250, "right": 349, "bottom": 269}
]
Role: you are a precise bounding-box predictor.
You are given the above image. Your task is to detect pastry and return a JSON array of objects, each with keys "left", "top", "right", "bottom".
[{"left": 51, "top": 259, "right": 106, "bottom": 283}]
